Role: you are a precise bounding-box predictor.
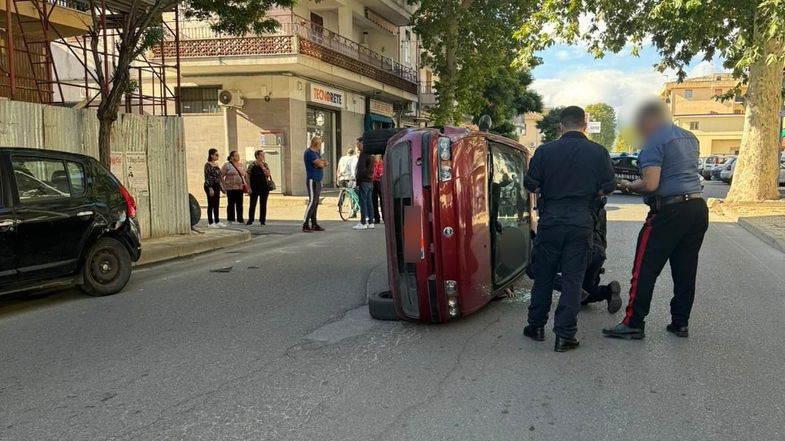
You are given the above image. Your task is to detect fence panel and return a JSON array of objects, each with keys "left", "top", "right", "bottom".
[
  {"left": 114, "top": 113, "right": 153, "bottom": 239},
  {"left": 43, "top": 106, "right": 82, "bottom": 153},
  {"left": 147, "top": 116, "right": 190, "bottom": 237},
  {"left": 0, "top": 100, "right": 43, "bottom": 148}
]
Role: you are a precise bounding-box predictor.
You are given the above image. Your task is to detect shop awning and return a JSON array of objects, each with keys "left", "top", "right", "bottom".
[{"left": 365, "top": 114, "right": 396, "bottom": 131}]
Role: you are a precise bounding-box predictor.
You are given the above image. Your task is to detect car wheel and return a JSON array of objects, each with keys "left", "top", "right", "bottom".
[
  {"left": 188, "top": 193, "right": 201, "bottom": 227},
  {"left": 368, "top": 290, "right": 399, "bottom": 320},
  {"left": 79, "top": 237, "right": 132, "bottom": 297}
]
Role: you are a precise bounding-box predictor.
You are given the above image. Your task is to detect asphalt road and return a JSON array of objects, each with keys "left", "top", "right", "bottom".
[{"left": 2, "top": 182, "right": 785, "bottom": 441}]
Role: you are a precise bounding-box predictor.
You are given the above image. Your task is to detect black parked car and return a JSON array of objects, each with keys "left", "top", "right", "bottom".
[
  {"left": 610, "top": 154, "right": 640, "bottom": 194},
  {"left": 0, "top": 148, "right": 141, "bottom": 297}
]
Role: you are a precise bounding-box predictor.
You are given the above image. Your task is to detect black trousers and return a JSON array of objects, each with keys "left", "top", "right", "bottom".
[
  {"left": 372, "top": 181, "right": 383, "bottom": 223},
  {"left": 204, "top": 183, "right": 221, "bottom": 224},
  {"left": 226, "top": 189, "right": 244, "bottom": 223},
  {"left": 248, "top": 189, "right": 269, "bottom": 224},
  {"left": 304, "top": 178, "right": 321, "bottom": 226},
  {"left": 554, "top": 249, "right": 610, "bottom": 304},
  {"left": 623, "top": 198, "right": 708, "bottom": 329},
  {"left": 528, "top": 224, "right": 592, "bottom": 339}
]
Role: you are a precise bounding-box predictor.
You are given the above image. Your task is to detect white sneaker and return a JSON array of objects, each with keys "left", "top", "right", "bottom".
[
  {"left": 208, "top": 223, "right": 218, "bottom": 228},
  {"left": 217, "top": 222, "right": 227, "bottom": 227},
  {"left": 227, "top": 221, "right": 234, "bottom": 226},
  {"left": 353, "top": 223, "right": 368, "bottom": 230},
  {"left": 369, "top": 223, "right": 375, "bottom": 229}
]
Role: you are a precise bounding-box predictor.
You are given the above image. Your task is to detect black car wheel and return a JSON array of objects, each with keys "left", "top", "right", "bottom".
[
  {"left": 368, "top": 290, "right": 399, "bottom": 321},
  {"left": 79, "top": 237, "right": 132, "bottom": 296}
]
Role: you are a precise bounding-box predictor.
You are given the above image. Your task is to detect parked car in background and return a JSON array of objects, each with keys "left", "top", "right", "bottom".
[
  {"left": 720, "top": 157, "right": 737, "bottom": 183},
  {"left": 0, "top": 148, "right": 141, "bottom": 297},
  {"left": 363, "top": 127, "right": 534, "bottom": 323},
  {"left": 711, "top": 156, "right": 735, "bottom": 181},
  {"left": 610, "top": 153, "right": 640, "bottom": 194},
  {"left": 700, "top": 155, "right": 731, "bottom": 179}
]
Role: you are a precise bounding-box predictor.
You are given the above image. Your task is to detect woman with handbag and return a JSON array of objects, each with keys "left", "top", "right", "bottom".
[
  {"left": 204, "top": 148, "right": 226, "bottom": 227},
  {"left": 221, "top": 150, "right": 247, "bottom": 224},
  {"left": 246, "top": 150, "right": 274, "bottom": 226}
]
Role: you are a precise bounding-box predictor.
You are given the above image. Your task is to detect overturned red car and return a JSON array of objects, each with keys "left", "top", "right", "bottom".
[{"left": 364, "top": 126, "right": 535, "bottom": 323}]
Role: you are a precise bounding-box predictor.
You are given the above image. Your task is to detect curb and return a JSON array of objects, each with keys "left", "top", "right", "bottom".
[
  {"left": 738, "top": 218, "right": 785, "bottom": 254},
  {"left": 134, "top": 229, "right": 253, "bottom": 266}
]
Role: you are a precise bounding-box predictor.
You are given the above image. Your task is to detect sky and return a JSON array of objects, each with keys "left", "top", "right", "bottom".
[{"left": 530, "top": 44, "right": 728, "bottom": 125}]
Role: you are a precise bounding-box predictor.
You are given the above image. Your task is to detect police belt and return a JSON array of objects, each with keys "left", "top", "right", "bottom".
[{"left": 646, "top": 193, "right": 703, "bottom": 210}]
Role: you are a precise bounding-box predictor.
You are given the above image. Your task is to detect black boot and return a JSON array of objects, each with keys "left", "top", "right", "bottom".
[
  {"left": 554, "top": 336, "right": 580, "bottom": 352},
  {"left": 523, "top": 325, "right": 545, "bottom": 341},
  {"left": 607, "top": 281, "right": 622, "bottom": 313}
]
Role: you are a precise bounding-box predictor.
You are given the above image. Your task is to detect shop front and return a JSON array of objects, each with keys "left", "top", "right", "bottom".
[
  {"left": 365, "top": 98, "right": 396, "bottom": 132},
  {"left": 307, "top": 83, "right": 345, "bottom": 188}
]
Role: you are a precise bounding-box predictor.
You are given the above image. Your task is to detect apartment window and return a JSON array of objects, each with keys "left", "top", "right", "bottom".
[
  {"left": 689, "top": 121, "right": 700, "bottom": 130},
  {"left": 684, "top": 89, "right": 693, "bottom": 99},
  {"left": 180, "top": 87, "right": 220, "bottom": 114},
  {"left": 403, "top": 30, "right": 412, "bottom": 64}
]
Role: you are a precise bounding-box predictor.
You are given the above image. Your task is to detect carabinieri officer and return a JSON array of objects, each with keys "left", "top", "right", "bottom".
[
  {"left": 603, "top": 101, "right": 708, "bottom": 340},
  {"left": 523, "top": 106, "right": 616, "bottom": 352}
]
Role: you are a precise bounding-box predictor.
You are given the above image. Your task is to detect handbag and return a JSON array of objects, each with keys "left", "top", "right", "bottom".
[
  {"left": 267, "top": 177, "right": 277, "bottom": 191},
  {"left": 229, "top": 161, "right": 249, "bottom": 194}
]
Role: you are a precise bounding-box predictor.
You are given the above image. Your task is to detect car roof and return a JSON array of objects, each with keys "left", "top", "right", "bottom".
[{"left": 0, "top": 147, "right": 94, "bottom": 161}]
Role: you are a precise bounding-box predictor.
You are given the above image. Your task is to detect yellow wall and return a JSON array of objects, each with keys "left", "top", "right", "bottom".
[{"left": 673, "top": 115, "right": 743, "bottom": 156}]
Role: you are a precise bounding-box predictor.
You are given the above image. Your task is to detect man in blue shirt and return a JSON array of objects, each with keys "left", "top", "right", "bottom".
[
  {"left": 523, "top": 106, "right": 616, "bottom": 352},
  {"left": 303, "top": 136, "right": 328, "bottom": 233},
  {"left": 603, "top": 101, "right": 708, "bottom": 340}
]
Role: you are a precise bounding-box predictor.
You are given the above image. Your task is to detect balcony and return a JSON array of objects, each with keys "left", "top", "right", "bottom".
[
  {"left": 156, "top": 13, "right": 418, "bottom": 95},
  {"left": 0, "top": 0, "right": 92, "bottom": 40},
  {"left": 420, "top": 80, "right": 436, "bottom": 107}
]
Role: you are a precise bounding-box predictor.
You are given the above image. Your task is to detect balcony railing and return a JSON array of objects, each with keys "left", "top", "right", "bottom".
[{"left": 158, "top": 13, "right": 418, "bottom": 94}]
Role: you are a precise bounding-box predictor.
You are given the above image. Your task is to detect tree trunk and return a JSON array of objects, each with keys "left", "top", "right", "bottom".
[
  {"left": 726, "top": 31, "right": 784, "bottom": 201},
  {"left": 97, "top": 109, "right": 115, "bottom": 168}
]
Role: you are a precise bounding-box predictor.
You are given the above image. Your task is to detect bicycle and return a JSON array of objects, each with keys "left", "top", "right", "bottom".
[{"left": 337, "top": 181, "right": 360, "bottom": 221}]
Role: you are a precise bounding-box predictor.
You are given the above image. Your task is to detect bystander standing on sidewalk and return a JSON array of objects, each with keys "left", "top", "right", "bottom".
[
  {"left": 204, "top": 148, "right": 225, "bottom": 228},
  {"left": 303, "top": 137, "right": 327, "bottom": 232},
  {"left": 247, "top": 150, "right": 272, "bottom": 226},
  {"left": 353, "top": 145, "right": 375, "bottom": 230},
  {"left": 221, "top": 150, "right": 247, "bottom": 225},
  {"left": 371, "top": 154, "right": 384, "bottom": 224}
]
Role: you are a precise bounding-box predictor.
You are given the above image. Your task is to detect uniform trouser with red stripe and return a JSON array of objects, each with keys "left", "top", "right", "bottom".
[{"left": 623, "top": 198, "right": 709, "bottom": 329}]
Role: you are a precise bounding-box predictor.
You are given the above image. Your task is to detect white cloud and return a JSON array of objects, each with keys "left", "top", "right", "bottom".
[
  {"left": 688, "top": 60, "right": 729, "bottom": 77},
  {"left": 532, "top": 69, "right": 666, "bottom": 125}
]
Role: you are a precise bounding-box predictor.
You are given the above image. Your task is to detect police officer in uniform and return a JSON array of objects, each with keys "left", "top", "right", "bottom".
[
  {"left": 523, "top": 106, "right": 616, "bottom": 352},
  {"left": 603, "top": 101, "right": 708, "bottom": 339}
]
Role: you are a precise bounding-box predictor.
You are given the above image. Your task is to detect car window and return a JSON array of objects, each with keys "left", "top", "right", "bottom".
[
  {"left": 66, "top": 161, "right": 85, "bottom": 195},
  {"left": 489, "top": 141, "right": 529, "bottom": 286},
  {"left": 12, "top": 157, "right": 71, "bottom": 202}
]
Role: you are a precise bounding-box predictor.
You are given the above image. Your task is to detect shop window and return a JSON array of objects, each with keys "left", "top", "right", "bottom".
[
  {"left": 684, "top": 89, "right": 693, "bottom": 99},
  {"left": 180, "top": 86, "right": 220, "bottom": 114},
  {"left": 689, "top": 121, "right": 700, "bottom": 130}
]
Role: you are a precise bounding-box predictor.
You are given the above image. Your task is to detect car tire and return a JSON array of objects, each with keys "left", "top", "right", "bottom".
[
  {"left": 188, "top": 193, "right": 201, "bottom": 227},
  {"left": 368, "top": 290, "right": 399, "bottom": 321},
  {"left": 79, "top": 237, "right": 132, "bottom": 297}
]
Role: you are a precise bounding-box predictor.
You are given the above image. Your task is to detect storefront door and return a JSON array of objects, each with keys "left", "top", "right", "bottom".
[{"left": 307, "top": 107, "right": 336, "bottom": 187}]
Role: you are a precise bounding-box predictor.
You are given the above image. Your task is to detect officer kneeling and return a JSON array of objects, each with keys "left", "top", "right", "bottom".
[{"left": 523, "top": 106, "right": 616, "bottom": 352}]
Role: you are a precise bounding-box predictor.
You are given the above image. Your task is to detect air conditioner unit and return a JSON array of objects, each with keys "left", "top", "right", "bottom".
[
  {"left": 405, "top": 101, "right": 417, "bottom": 115},
  {"left": 218, "top": 89, "right": 244, "bottom": 108}
]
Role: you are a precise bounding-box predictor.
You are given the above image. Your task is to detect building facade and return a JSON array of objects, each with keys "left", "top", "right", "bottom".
[
  {"left": 514, "top": 111, "right": 545, "bottom": 149},
  {"left": 658, "top": 73, "right": 776, "bottom": 157},
  {"left": 161, "top": 1, "right": 419, "bottom": 197}
]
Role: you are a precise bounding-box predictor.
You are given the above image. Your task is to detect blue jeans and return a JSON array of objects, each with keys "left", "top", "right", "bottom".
[{"left": 358, "top": 181, "right": 374, "bottom": 224}]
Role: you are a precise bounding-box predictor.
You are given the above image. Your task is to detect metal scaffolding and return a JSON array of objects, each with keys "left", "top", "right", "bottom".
[{"left": 1, "top": 0, "right": 180, "bottom": 115}]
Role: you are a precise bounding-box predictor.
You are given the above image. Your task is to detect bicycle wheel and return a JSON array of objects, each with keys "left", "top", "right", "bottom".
[{"left": 338, "top": 190, "right": 350, "bottom": 221}]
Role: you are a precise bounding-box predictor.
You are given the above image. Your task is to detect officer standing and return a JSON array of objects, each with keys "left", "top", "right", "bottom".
[
  {"left": 603, "top": 101, "right": 708, "bottom": 340},
  {"left": 523, "top": 106, "right": 616, "bottom": 352}
]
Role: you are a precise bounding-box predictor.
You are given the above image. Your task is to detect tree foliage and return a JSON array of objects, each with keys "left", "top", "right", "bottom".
[
  {"left": 584, "top": 103, "right": 616, "bottom": 149},
  {"left": 536, "top": 107, "right": 564, "bottom": 143},
  {"left": 514, "top": 0, "right": 785, "bottom": 201},
  {"left": 471, "top": 67, "right": 543, "bottom": 138},
  {"left": 614, "top": 126, "right": 640, "bottom": 153},
  {"left": 410, "top": 0, "right": 536, "bottom": 124},
  {"left": 87, "top": 0, "right": 295, "bottom": 166}
]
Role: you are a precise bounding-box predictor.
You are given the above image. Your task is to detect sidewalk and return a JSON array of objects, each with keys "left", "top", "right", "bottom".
[
  {"left": 738, "top": 215, "right": 785, "bottom": 254},
  {"left": 136, "top": 228, "right": 252, "bottom": 266}
]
